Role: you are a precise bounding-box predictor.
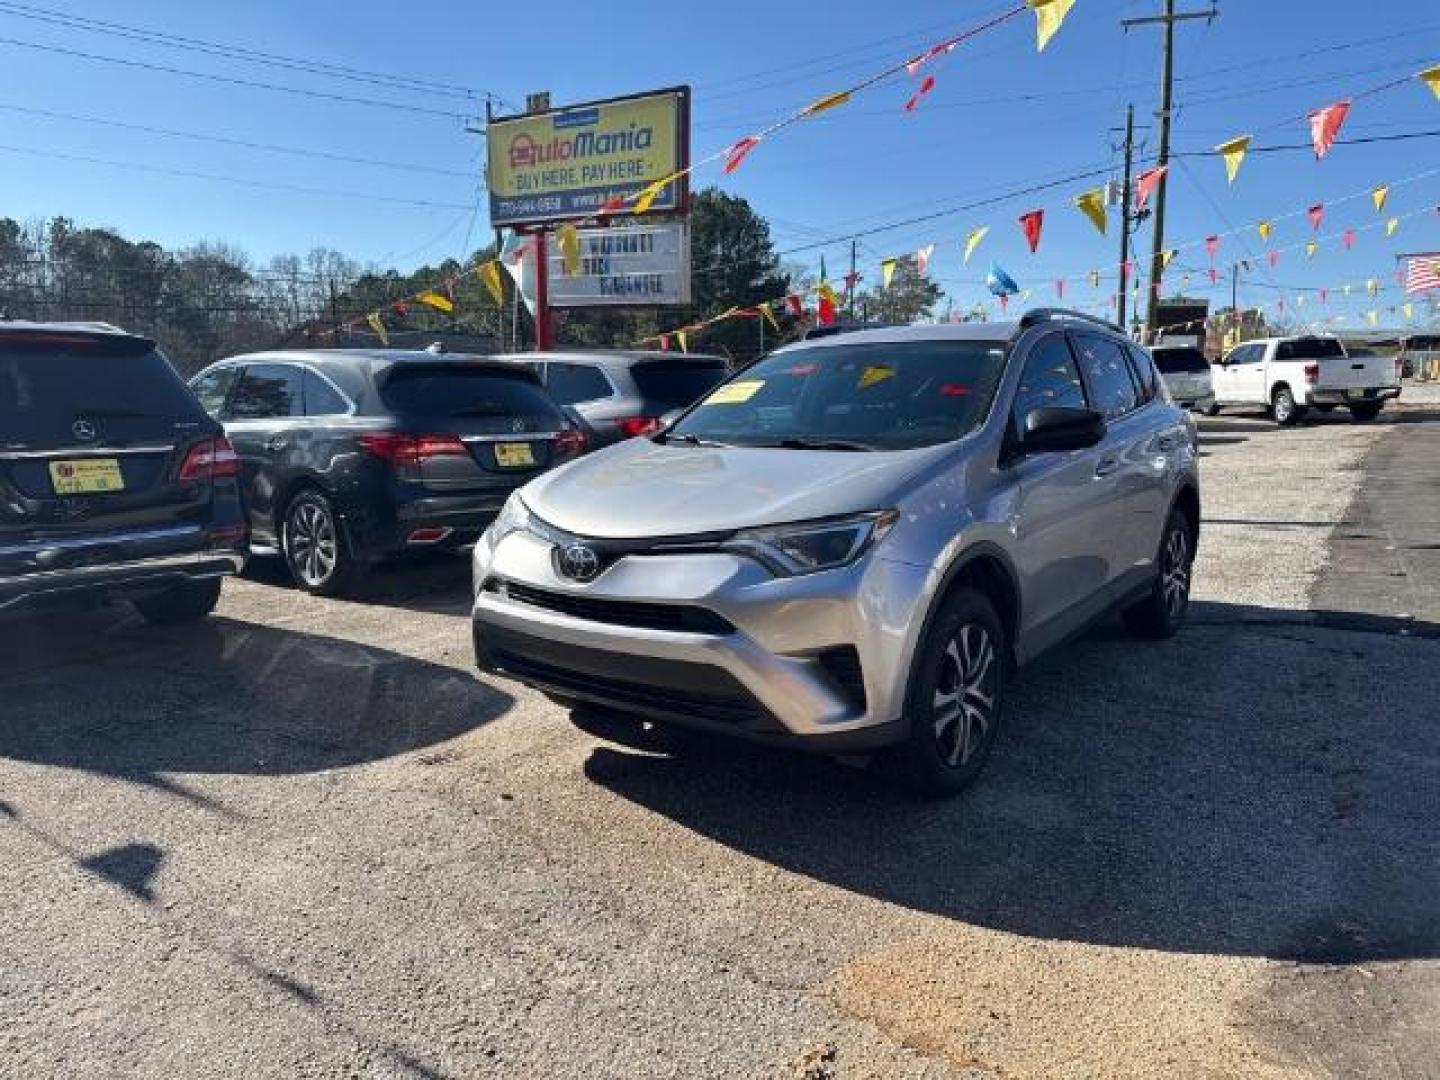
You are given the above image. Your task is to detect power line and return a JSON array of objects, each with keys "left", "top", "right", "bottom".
[
  {"left": 0, "top": 35, "right": 475, "bottom": 120},
  {"left": 0, "top": 0, "right": 510, "bottom": 105},
  {"left": 0, "top": 102, "right": 480, "bottom": 178},
  {"left": 0, "top": 142, "right": 478, "bottom": 210}
]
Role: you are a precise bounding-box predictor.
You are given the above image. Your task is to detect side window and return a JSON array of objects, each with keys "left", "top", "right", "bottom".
[
  {"left": 1073, "top": 334, "right": 1140, "bottom": 421},
  {"left": 228, "top": 364, "right": 303, "bottom": 420},
  {"left": 303, "top": 369, "right": 349, "bottom": 417},
  {"left": 1126, "top": 344, "right": 1161, "bottom": 403},
  {"left": 544, "top": 362, "right": 613, "bottom": 405},
  {"left": 1011, "top": 333, "right": 1087, "bottom": 431},
  {"left": 190, "top": 366, "right": 239, "bottom": 417}
]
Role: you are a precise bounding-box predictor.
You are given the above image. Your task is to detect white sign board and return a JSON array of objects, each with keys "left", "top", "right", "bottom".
[{"left": 547, "top": 221, "right": 691, "bottom": 307}]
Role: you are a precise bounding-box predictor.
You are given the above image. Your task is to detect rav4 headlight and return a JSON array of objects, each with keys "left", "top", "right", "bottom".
[
  {"left": 485, "top": 491, "right": 532, "bottom": 549},
  {"left": 725, "top": 510, "right": 898, "bottom": 577}
]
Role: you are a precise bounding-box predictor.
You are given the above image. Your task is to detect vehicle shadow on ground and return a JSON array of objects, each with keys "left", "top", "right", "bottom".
[
  {"left": 584, "top": 601, "right": 1440, "bottom": 963},
  {"left": 0, "top": 610, "right": 511, "bottom": 807},
  {"left": 242, "top": 551, "right": 474, "bottom": 617}
]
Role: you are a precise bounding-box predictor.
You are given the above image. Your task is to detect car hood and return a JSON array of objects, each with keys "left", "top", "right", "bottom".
[{"left": 521, "top": 437, "right": 944, "bottom": 539}]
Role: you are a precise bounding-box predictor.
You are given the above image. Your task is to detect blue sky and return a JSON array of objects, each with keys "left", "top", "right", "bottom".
[{"left": 0, "top": 0, "right": 1436, "bottom": 325}]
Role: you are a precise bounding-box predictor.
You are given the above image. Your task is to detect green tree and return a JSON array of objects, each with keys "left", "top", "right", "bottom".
[{"left": 855, "top": 260, "right": 943, "bottom": 324}]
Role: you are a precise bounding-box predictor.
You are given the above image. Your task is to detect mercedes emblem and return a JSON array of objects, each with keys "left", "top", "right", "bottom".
[{"left": 558, "top": 543, "right": 601, "bottom": 582}]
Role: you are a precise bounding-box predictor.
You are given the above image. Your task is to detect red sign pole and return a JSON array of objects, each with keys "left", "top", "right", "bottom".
[{"left": 533, "top": 229, "right": 554, "bottom": 351}]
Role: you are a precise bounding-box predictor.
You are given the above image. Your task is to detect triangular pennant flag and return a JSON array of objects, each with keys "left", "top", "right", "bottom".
[
  {"left": 1074, "top": 188, "right": 1107, "bottom": 235},
  {"left": 986, "top": 262, "right": 1019, "bottom": 296},
  {"left": 1366, "top": 311, "right": 1379, "bottom": 326},
  {"left": 904, "top": 75, "right": 938, "bottom": 113},
  {"left": 675, "top": 331, "right": 689, "bottom": 353},
  {"left": 803, "top": 90, "right": 851, "bottom": 117},
  {"left": 1308, "top": 204, "right": 1325, "bottom": 231},
  {"left": 905, "top": 37, "right": 959, "bottom": 75},
  {"left": 1054, "top": 279, "right": 1065, "bottom": 298},
  {"left": 760, "top": 303, "right": 780, "bottom": 333},
  {"left": 480, "top": 260, "right": 505, "bottom": 306},
  {"left": 598, "top": 195, "right": 626, "bottom": 217},
  {"left": 963, "top": 226, "right": 990, "bottom": 266},
  {"left": 723, "top": 136, "right": 761, "bottom": 175},
  {"left": 658, "top": 334, "right": 671, "bottom": 352},
  {"left": 998, "top": 292, "right": 1010, "bottom": 312},
  {"left": 416, "top": 290, "right": 455, "bottom": 314},
  {"left": 1343, "top": 228, "right": 1356, "bottom": 249},
  {"left": 1268, "top": 250, "right": 1280, "bottom": 269},
  {"left": 1306, "top": 240, "right": 1318, "bottom": 258},
  {"left": 1367, "top": 278, "right": 1380, "bottom": 296},
  {"left": 1208, "top": 268, "right": 1219, "bottom": 285},
  {"left": 1135, "top": 165, "right": 1168, "bottom": 210},
  {"left": 915, "top": 244, "right": 934, "bottom": 276},
  {"left": 1205, "top": 235, "right": 1220, "bottom": 261},
  {"left": 1372, "top": 185, "right": 1390, "bottom": 213},
  {"left": 391, "top": 300, "right": 409, "bottom": 317},
  {"left": 1420, "top": 66, "right": 1440, "bottom": 102},
  {"left": 633, "top": 173, "right": 679, "bottom": 215},
  {"left": 1308, "top": 100, "right": 1351, "bottom": 159},
  {"left": 557, "top": 223, "right": 581, "bottom": 276},
  {"left": 1161, "top": 249, "right": 1177, "bottom": 270},
  {"left": 1215, "top": 135, "right": 1252, "bottom": 184},
  {"left": 1386, "top": 217, "right": 1399, "bottom": 237},
  {"left": 1404, "top": 302, "right": 1415, "bottom": 319},
  {"left": 881, "top": 258, "right": 898, "bottom": 289},
  {"left": 786, "top": 294, "right": 804, "bottom": 318},
  {"left": 1121, "top": 260, "right": 1134, "bottom": 284},
  {"left": 1026, "top": 0, "right": 1076, "bottom": 52},
  {"left": 1257, "top": 220, "right": 1273, "bottom": 242},
  {"left": 366, "top": 312, "right": 388, "bottom": 346},
  {"left": 1019, "top": 209, "right": 1044, "bottom": 253}
]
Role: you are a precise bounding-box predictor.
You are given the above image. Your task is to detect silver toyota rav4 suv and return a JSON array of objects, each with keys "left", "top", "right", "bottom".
[{"left": 472, "top": 310, "right": 1200, "bottom": 796}]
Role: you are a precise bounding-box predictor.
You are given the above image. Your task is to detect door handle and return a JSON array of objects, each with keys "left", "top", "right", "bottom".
[
  {"left": 265, "top": 436, "right": 288, "bottom": 452},
  {"left": 1094, "top": 457, "right": 1120, "bottom": 478}
]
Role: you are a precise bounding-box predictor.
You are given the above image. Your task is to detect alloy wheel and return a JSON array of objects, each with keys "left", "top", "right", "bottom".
[
  {"left": 1161, "top": 525, "right": 1191, "bottom": 619},
  {"left": 932, "top": 623, "right": 998, "bottom": 768},
  {"left": 287, "top": 500, "right": 338, "bottom": 588}
]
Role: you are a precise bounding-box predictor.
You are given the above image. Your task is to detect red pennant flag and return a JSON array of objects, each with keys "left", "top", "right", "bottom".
[
  {"left": 599, "top": 195, "right": 626, "bottom": 217},
  {"left": 817, "top": 294, "right": 836, "bottom": 326},
  {"left": 904, "top": 75, "right": 938, "bottom": 112},
  {"left": 1308, "top": 204, "right": 1325, "bottom": 231},
  {"left": 998, "top": 292, "right": 1010, "bottom": 312},
  {"left": 391, "top": 300, "right": 409, "bottom": 316},
  {"left": 1208, "top": 268, "right": 1219, "bottom": 285},
  {"left": 1121, "top": 260, "right": 1134, "bottom": 284},
  {"left": 723, "top": 136, "right": 761, "bottom": 175},
  {"left": 786, "top": 294, "right": 804, "bottom": 318},
  {"left": 1135, "top": 165, "right": 1168, "bottom": 210},
  {"left": 843, "top": 271, "right": 862, "bottom": 292},
  {"left": 905, "top": 37, "right": 959, "bottom": 75},
  {"left": 1205, "top": 235, "right": 1220, "bottom": 261},
  {"left": 1054, "top": 279, "right": 1065, "bottom": 298},
  {"left": 1342, "top": 228, "right": 1356, "bottom": 249},
  {"left": 659, "top": 335, "right": 670, "bottom": 352},
  {"left": 1308, "top": 100, "right": 1351, "bottom": 159},
  {"left": 1267, "top": 250, "right": 1280, "bottom": 269},
  {"left": 1019, "top": 209, "right": 1044, "bottom": 253}
]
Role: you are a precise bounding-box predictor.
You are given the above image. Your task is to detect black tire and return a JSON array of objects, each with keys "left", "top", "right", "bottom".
[
  {"left": 1199, "top": 401, "right": 1220, "bottom": 417},
  {"left": 281, "top": 488, "right": 365, "bottom": 596},
  {"left": 1122, "top": 507, "right": 1195, "bottom": 640},
  {"left": 133, "top": 577, "right": 222, "bottom": 625},
  {"left": 1271, "top": 386, "right": 1305, "bottom": 426},
  {"left": 1349, "top": 401, "right": 1383, "bottom": 422},
  {"left": 885, "top": 588, "right": 1006, "bottom": 799},
  {"left": 569, "top": 704, "right": 704, "bottom": 755},
  {"left": 1313, "top": 404, "right": 1337, "bottom": 413}
]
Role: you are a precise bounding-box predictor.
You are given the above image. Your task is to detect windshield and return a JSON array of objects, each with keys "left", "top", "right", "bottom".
[
  {"left": 1152, "top": 347, "right": 1209, "bottom": 374},
  {"left": 668, "top": 339, "right": 1009, "bottom": 451}
]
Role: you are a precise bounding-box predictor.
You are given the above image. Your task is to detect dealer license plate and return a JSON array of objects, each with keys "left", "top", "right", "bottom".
[
  {"left": 49, "top": 458, "right": 124, "bottom": 494},
  {"left": 493, "top": 442, "right": 536, "bottom": 468}
]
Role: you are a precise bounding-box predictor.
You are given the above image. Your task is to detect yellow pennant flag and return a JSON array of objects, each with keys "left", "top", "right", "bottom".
[
  {"left": 675, "top": 330, "right": 689, "bottom": 354},
  {"left": 1367, "top": 278, "right": 1380, "bottom": 296},
  {"left": 1215, "top": 135, "right": 1252, "bottom": 185},
  {"left": 416, "top": 290, "right": 454, "bottom": 314},
  {"left": 1386, "top": 216, "right": 1400, "bottom": 237},
  {"left": 480, "top": 260, "right": 505, "bottom": 306},
  {"left": 759, "top": 303, "right": 780, "bottom": 333},
  {"left": 963, "top": 226, "right": 989, "bottom": 265},
  {"left": 1421, "top": 66, "right": 1440, "bottom": 101},
  {"left": 366, "top": 312, "right": 388, "bottom": 346},
  {"left": 1026, "top": 0, "right": 1075, "bottom": 52},
  {"left": 803, "top": 90, "right": 851, "bottom": 117},
  {"left": 1161, "top": 248, "right": 1177, "bottom": 270},
  {"left": 1073, "top": 187, "right": 1107, "bottom": 235},
  {"left": 1306, "top": 240, "right": 1318, "bottom": 258},
  {"left": 557, "top": 223, "right": 581, "bottom": 276},
  {"left": 1404, "top": 302, "right": 1415, "bottom": 319},
  {"left": 1366, "top": 311, "right": 1379, "bottom": 326},
  {"left": 881, "top": 258, "right": 898, "bottom": 289},
  {"left": 1372, "top": 185, "right": 1390, "bottom": 213},
  {"left": 1257, "top": 220, "right": 1273, "bottom": 242},
  {"left": 633, "top": 173, "right": 679, "bottom": 215}
]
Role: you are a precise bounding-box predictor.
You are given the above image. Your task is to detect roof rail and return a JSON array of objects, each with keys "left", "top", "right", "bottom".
[{"left": 1018, "top": 307, "right": 1125, "bottom": 335}]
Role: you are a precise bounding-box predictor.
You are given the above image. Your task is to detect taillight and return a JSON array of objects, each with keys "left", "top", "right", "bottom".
[
  {"left": 357, "top": 432, "right": 467, "bottom": 465},
  {"left": 617, "top": 416, "right": 664, "bottom": 438},
  {"left": 1395, "top": 357, "right": 1405, "bottom": 381},
  {"left": 179, "top": 436, "right": 240, "bottom": 482},
  {"left": 554, "top": 428, "right": 587, "bottom": 456},
  {"left": 1303, "top": 363, "right": 1320, "bottom": 382}
]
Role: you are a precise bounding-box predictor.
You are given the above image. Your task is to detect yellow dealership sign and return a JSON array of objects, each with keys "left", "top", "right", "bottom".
[{"left": 487, "top": 87, "right": 690, "bottom": 228}]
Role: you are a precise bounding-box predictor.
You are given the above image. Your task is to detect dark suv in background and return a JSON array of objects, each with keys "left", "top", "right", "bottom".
[
  {"left": 505, "top": 351, "right": 730, "bottom": 446},
  {"left": 189, "top": 350, "right": 586, "bottom": 595},
  {"left": 0, "top": 322, "right": 246, "bottom": 622}
]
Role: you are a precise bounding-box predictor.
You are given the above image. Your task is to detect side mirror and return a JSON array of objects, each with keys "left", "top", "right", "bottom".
[{"left": 1021, "top": 406, "right": 1106, "bottom": 454}]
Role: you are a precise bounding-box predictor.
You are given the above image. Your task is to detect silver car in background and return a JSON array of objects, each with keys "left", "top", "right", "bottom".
[
  {"left": 1150, "top": 343, "right": 1216, "bottom": 413},
  {"left": 472, "top": 311, "right": 1201, "bottom": 797}
]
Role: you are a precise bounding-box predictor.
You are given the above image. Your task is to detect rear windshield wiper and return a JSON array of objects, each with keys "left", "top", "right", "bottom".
[{"left": 763, "top": 437, "right": 874, "bottom": 452}]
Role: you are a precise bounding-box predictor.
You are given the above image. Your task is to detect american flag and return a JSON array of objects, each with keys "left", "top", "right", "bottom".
[{"left": 1404, "top": 253, "right": 1440, "bottom": 294}]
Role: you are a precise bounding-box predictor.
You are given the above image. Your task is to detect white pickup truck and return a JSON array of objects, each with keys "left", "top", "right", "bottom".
[{"left": 1210, "top": 335, "right": 1402, "bottom": 425}]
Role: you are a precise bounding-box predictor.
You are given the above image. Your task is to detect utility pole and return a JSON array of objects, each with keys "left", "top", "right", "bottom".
[
  {"left": 1123, "top": 1, "right": 1218, "bottom": 341},
  {"left": 1117, "top": 104, "right": 1136, "bottom": 330},
  {"left": 848, "top": 239, "right": 858, "bottom": 321}
]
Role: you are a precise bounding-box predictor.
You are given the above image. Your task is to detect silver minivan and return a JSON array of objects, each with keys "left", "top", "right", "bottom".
[{"left": 472, "top": 311, "right": 1200, "bottom": 796}]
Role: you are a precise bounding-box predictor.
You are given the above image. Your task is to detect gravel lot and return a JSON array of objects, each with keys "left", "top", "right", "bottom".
[{"left": 3, "top": 398, "right": 1439, "bottom": 1079}]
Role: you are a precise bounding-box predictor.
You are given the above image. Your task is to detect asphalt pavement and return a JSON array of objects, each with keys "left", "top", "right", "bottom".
[{"left": 2, "top": 397, "right": 1438, "bottom": 1079}]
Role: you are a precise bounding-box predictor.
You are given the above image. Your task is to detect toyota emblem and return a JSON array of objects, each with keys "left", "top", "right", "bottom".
[
  {"left": 72, "top": 419, "right": 97, "bottom": 442},
  {"left": 558, "top": 543, "right": 601, "bottom": 582}
]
